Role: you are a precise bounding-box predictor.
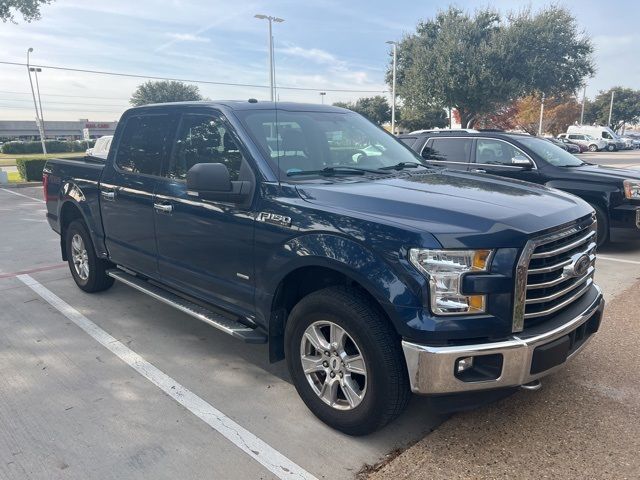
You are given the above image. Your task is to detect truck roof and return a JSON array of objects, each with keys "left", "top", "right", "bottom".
[{"left": 125, "top": 100, "right": 349, "bottom": 113}]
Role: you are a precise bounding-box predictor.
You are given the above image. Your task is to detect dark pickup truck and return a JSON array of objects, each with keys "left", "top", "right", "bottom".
[
  {"left": 399, "top": 130, "right": 640, "bottom": 245},
  {"left": 43, "top": 101, "right": 604, "bottom": 435}
]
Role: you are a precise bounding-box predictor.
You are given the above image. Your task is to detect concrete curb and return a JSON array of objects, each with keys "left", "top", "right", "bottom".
[{"left": 1, "top": 182, "right": 42, "bottom": 188}]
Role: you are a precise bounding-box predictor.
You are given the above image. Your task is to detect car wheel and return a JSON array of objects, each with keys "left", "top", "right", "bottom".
[
  {"left": 65, "top": 219, "right": 115, "bottom": 292},
  {"left": 606, "top": 144, "right": 616, "bottom": 152},
  {"left": 590, "top": 204, "right": 609, "bottom": 248},
  {"left": 588, "top": 144, "right": 598, "bottom": 152},
  {"left": 285, "top": 286, "right": 410, "bottom": 436}
]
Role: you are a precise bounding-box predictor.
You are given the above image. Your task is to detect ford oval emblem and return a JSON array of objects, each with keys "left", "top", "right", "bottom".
[{"left": 564, "top": 253, "right": 591, "bottom": 278}]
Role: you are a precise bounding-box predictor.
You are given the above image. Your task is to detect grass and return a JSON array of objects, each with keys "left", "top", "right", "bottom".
[
  {"left": 0, "top": 151, "right": 85, "bottom": 166},
  {"left": 7, "top": 171, "right": 22, "bottom": 183}
]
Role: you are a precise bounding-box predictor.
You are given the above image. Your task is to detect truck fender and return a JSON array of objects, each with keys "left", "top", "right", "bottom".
[{"left": 544, "top": 180, "right": 615, "bottom": 209}]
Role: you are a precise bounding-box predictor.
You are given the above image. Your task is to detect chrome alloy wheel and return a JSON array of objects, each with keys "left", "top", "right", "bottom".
[
  {"left": 300, "top": 321, "right": 367, "bottom": 410},
  {"left": 71, "top": 233, "right": 89, "bottom": 280}
]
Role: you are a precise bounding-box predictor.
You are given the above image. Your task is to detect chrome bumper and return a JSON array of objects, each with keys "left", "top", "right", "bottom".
[{"left": 402, "top": 286, "right": 604, "bottom": 395}]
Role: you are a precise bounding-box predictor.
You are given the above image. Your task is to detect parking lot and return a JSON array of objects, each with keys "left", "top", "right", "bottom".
[{"left": 1, "top": 169, "right": 640, "bottom": 479}]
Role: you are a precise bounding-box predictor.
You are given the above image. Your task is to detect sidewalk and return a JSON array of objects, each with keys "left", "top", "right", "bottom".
[{"left": 363, "top": 280, "right": 640, "bottom": 480}]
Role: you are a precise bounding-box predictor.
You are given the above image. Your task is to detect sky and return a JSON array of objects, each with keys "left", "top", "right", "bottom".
[{"left": 1, "top": 0, "right": 639, "bottom": 121}]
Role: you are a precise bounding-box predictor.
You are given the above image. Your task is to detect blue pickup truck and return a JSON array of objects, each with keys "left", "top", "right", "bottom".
[{"left": 43, "top": 101, "right": 605, "bottom": 435}]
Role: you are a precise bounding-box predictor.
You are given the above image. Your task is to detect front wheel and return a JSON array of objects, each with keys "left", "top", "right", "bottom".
[
  {"left": 590, "top": 204, "right": 609, "bottom": 248},
  {"left": 588, "top": 144, "right": 598, "bottom": 152},
  {"left": 285, "top": 286, "right": 410, "bottom": 436},
  {"left": 65, "top": 219, "right": 115, "bottom": 292},
  {"left": 606, "top": 144, "right": 616, "bottom": 152}
]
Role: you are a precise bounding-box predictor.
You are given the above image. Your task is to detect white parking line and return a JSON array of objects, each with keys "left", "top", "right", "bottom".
[
  {"left": 16, "top": 274, "right": 317, "bottom": 480},
  {"left": 0, "top": 187, "right": 45, "bottom": 203},
  {"left": 598, "top": 255, "right": 640, "bottom": 266}
]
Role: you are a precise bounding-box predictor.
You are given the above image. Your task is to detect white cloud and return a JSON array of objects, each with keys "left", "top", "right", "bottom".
[
  {"left": 280, "top": 45, "right": 341, "bottom": 65},
  {"left": 166, "top": 33, "right": 210, "bottom": 43}
]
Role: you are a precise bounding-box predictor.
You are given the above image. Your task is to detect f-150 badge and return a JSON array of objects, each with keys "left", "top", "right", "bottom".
[{"left": 257, "top": 212, "right": 292, "bottom": 227}]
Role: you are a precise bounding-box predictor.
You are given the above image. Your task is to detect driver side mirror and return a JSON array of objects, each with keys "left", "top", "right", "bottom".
[
  {"left": 511, "top": 157, "right": 533, "bottom": 169},
  {"left": 186, "top": 163, "right": 250, "bottom": 203}
]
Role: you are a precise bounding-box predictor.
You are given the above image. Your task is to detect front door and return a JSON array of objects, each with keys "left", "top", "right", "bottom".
[
  {"left": 100, "top": 113, "right": 177, "bottom": 277},
  {"left": 153, "top": 111, "right": 257, "bottom": 315},
  {"left": 471, "top": 138, "right": 540, "bottom": 183}
]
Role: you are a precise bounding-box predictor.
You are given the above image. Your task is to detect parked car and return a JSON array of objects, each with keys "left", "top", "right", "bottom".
[
  {"left": 566, "top": 125, "right": 625, "bottom": 151},
  {"left": 558, "top": 133, "right": 606, "bottom": 152},
  {"left": 43, "top": 101, "right": 604, "bottom": 435},
  {"left": 620, "top": 135, "right": 640, "bottom": 150},
  {"left": 557, "top": 136, "right": 587, "bottom": 152},
  {"left": 400, "top": 130, "right": 640, "bottom": 246},
  {"left": 546, "top": 137, "right": 580, "bottom": 154},
  {"left": 85, "top": 135, "right": 113, "bottom": 160}
]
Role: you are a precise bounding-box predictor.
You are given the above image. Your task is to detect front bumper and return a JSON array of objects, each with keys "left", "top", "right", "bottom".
[{"left": 402, "top": 286, "right": 604, "bottom": 395}]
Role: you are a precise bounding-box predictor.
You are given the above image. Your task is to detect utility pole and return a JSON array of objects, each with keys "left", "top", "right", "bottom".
[
  {"left": 580, "top": 85, "right": 586, "bottom": 125},
  {"left": 608, "top": 90, "right": 615, "bottom": 127},
  {"left": 255, "top": 14, "right": 284, "bottom": 102},
  {"left": 26, "top": 48, "right": 47, "bottom": 154},
  {"left": 31, "top": 67, "right": 46, "bottom": 139},
  {"left": 538, "top": 92, "right": 545, "bottom": 136},
  {"left": 386, "top": 41, "right": 397, "bottom": 135},
  {"left": 319, "top": 92, "right": 326, "bottom": 104}
]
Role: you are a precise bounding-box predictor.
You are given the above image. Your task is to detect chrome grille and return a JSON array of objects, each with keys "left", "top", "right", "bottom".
[{"left": 513, "top": 216, "right": 597, "bottom": 332}]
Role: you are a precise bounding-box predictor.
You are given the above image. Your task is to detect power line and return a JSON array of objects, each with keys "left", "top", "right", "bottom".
[
  {"left": 0, "top": 97, "right": 129, "bottom": 107},
  {"left": 0, "top": 60, "right": 388, "bottom": 94},
  {"left": 0, "top": 104, "right": 124, "bottom": 113},
  {"left": 0, "top": 89, "right": 128, "bottom": 101}
]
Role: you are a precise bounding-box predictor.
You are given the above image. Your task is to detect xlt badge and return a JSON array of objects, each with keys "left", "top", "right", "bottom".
[{"left": 257, "top": 212, "right": 292, "bottom": 227}]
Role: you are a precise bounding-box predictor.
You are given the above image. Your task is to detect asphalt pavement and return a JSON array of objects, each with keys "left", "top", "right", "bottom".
[{"left": 1, "top": 179, "right": 639, "bottom": 480}]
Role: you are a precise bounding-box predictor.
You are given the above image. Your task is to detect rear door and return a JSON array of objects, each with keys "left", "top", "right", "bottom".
[
  {"left": 100, "top": 113, "right": 177, "bottom": 277},
  {"left": 153, "top": 110, "right": 257, "bottom": 314},
  {"left": 418, "top": 137, "right": 473, "bottom": 170}
]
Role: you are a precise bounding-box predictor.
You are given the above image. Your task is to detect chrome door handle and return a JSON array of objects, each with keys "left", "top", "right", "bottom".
[
  {"left": 471, "top": 169, "right": 487, "bottom": 173},
  {"left": 154, "top": 203, "right": 173, "bottom": 213},
  {"left": 101, "top": 190, "right": 115, "bottom": 200}
]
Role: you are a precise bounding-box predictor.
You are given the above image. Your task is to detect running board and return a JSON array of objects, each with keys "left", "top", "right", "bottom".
[{"left": 107, "top": 269, "right": 267, "bottom": 344}]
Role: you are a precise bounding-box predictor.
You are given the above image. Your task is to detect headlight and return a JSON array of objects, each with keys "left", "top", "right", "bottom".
[
  {"left": 624, "top": 180, "right": 640, "bottom": 199},
  {"left": 409, "top": 249, "right": 493, "bottom": 316}
]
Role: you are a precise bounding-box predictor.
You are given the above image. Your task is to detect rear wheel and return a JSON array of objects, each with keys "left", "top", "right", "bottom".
[
  {"left": 65, "top": 219, "right": 114, "bottom": 292},
  {"left": 590, "top": 204, "right": 609, "bottom": 248},
  {"left": 285, "top": 286, "right": 410, "bottom": 435}
]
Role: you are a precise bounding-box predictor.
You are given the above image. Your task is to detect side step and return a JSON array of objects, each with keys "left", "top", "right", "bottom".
[{"left": 107, "top": 269, "right": 267, "bottom": 344}]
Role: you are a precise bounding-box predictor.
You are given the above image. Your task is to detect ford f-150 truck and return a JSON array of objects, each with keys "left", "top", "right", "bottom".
[{"left": 43, "top": 101, "right": 605, "bottom": 435}]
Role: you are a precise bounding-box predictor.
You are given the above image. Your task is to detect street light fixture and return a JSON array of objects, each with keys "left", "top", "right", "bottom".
[
  {"left": 386, "top": 40, "right": 397, "bottom": 135},
  {"left": 26, "top": 48, "right": 47, "bottom": 154},
  {"left": 255, "top": 14, "right": 284, "bottom": 102},
  {"left": 319, "top": 92, "right": 326, "bottom": 104}
]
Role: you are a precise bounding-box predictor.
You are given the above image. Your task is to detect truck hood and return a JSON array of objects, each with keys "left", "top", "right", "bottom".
[
  {"left": 566, "top": 164, "right": 640, "bottom": 181},
  {"left": 296, "top": 170, "right": 593, "bottom": 249}
]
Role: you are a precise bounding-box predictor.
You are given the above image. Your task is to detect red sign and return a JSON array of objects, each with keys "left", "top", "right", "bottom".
[{"left": 85, "top": 123, "right": 111, "bottom": 129}]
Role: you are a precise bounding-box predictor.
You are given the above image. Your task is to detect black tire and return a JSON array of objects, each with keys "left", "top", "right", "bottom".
[
  {"left": 590, "top": 203, "right": 609, "bottom": 248},
  {"left": 285, "top": 286, "right": 410, "bottom": 435},
  {"left": 606, "top": 144, "right": 616, "bottom": 152},
  {"left": 588, "top": 144, "right": 598, "bottom": 152},
  {"left": 65, "top": 219, "right": 115, "bottom": 292}
]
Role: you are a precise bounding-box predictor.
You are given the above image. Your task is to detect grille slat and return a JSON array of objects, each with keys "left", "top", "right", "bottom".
[{"left": 515, "top": 216, "right": 597, "bottom": 330}]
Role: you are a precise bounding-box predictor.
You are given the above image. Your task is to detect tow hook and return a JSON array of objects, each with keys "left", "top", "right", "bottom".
[{"left": 520, "top": 379, "right": 542, "bottom": 391}]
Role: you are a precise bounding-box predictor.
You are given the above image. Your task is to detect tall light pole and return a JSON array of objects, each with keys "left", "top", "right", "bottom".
[
  {"left": 580, "top": 85, "right": 587, "bottom": 125},
  {"left": 538, "top": 92, "right": 545, "bottom": 136},
  {"left": 319, "top": 92, "right": 326, "bottom": 104},
  {"left": 255, "top": 14, "right": 284, "bottom": 102},
  {"left": 26, "top": 48, "right": 47, "bottom": 154},
  {"left": 607, "top": 89, "right": 615, "bottom": 127},
  {"left": 31, "top": 67, "right": 46, "bottom": 139},
  {"left": 386, "top": 40, "right": 397, "bottom": 135}
]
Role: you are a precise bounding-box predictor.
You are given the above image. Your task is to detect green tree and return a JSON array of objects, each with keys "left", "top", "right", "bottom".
[
  {"left": 130, "top": 80, "right": 203, "bottom": 106},
  {"left": 583, "top": 87, "right": 640, "bottom": 132},
  {"left": 392, "top": 6, "right": 594, "bottom": 128},
  {"left": 398, "top": 104, "right": 447, "bottom": 132},
  {"left": 332, "top": 96, "right": 391, "bottom": 125},
  {"left": 1, "top": 0, "right": 52, "bottom": 22}
]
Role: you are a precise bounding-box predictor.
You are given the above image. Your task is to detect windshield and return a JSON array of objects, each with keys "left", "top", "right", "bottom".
[
  {"left": 518, "top": 136, "right": 585, "bottom": 167},
  {"left": 236, "top": 109, "right": 426, "bottom": 178}
]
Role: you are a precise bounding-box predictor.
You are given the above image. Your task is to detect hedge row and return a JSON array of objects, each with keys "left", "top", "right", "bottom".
[
  {"left": 1, "top": 139, "right": 94, "bottom": 154},
  {"left": 15, "top": 156, "right": 84, "bottom": 181}
]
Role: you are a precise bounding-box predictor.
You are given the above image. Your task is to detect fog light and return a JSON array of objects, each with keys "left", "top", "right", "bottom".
[{"left": 456, "top": 356, "right": 474, "bottom": 374}]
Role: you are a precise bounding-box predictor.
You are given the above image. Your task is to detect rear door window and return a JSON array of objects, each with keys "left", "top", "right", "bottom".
[
  {"left": 422, "top": 138, "right": 472, "bottom": 163},
  {"left": 115, "top": 115, "right": 174, "bottom": 176}
]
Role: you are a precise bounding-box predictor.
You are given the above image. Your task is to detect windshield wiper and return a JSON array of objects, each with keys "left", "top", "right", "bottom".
[
  {"left": 287, "top": 166, "right": 391, "bottom": 177},
  {"left": 378, "top": 161, "right": 430, "bottom": 171}
]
